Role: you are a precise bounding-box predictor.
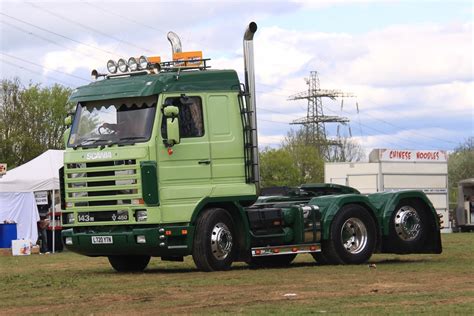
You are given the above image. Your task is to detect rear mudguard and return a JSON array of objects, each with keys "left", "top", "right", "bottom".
[
  {"left": 366, "top": 190, "right": 442, "bottom": 254},
  {"left": 308, "top": 191, "right": 442, "bottom": 254},
  {"left": 308, "top": 194, "right": 383, "bottom": 251}
]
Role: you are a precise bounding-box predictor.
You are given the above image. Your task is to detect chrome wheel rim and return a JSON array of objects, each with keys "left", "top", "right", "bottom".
[
  {"left": 211, "top": 222, "right": 233, "bottom": 260},
  {"left": 394, "top": 206, "right": 421, "bottom": 241},
  {"left": 340, "top": 217, "right": 368, "bottom": 254}
]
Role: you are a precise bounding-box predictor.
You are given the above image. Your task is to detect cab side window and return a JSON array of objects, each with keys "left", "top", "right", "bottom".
[{"left": 161, "top": 96, "right": 204, "bottom": 138}]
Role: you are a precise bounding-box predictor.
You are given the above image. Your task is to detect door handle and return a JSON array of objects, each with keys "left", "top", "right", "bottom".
[{"left": 198, "top": 160, "right": 211, "bottom": 165}]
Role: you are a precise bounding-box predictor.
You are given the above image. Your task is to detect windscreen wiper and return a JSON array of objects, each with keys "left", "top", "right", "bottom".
[
  {"left": 117, "top": 136, "right": 147, "bottom": 144},
  {"left": 75, "top": 138, "right": 114, "bottom": 149}
]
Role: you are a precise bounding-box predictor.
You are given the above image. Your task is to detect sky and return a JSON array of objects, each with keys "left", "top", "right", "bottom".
[{"left": 0, "top": 0, "right": 472, "bottom": 157}]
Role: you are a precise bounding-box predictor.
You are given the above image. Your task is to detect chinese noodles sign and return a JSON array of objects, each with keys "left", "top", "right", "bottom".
[{"left": 379, "top": 149, "right": 447, "bottom": 162}]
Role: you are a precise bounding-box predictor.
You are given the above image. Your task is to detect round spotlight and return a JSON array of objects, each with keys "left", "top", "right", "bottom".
[
  {"left": 138, "top": 56, "right": 148, "bottom": 70},
  {"left": 107, "top": 60, "right": 117, "bottom": 74},
  {"left": 128, "top": 57, "right": 138, "bottom": 71},
  {"left": 117, "top": 58, "right": 128, "bottom": 72}
]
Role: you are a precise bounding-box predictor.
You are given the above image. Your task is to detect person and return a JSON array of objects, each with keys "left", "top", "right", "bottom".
[{"left": 37, "top": 216, "right": 50, "bottom": 254}]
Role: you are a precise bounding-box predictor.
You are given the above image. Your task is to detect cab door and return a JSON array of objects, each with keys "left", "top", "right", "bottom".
[{"left": 158, "top": 94, "right": 211, "bottom": 184}]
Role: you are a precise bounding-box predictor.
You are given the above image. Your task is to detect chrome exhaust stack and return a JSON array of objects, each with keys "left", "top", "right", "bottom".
[
  {"left": 243, "top": 22, "right": 260, "bottom": 192},
  {"left": 167, "top": 31, "right": 182, "bottom": 54}
]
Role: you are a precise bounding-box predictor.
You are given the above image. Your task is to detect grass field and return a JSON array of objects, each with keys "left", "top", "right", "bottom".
[{"left": 1, "top": 233, "right": 473, "bottom": 315}]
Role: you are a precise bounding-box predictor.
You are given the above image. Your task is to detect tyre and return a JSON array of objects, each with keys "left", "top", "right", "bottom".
[
  {"left": 192, "top": 208, "right": 236, "bottom": 271},
  {"left": 248, "top": 254, "right": 296, "bottom": 268},
  {"left": 321, "top": 204, "right": 377, "bottom": 264},
  {"left": 389, "top": 199, "right": 428, "bottom": 252},
  {"left": 107, "top": 255, "right": 151, "bottom": 272}
]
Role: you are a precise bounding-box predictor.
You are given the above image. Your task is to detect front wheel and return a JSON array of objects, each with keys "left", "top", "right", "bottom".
[
  {"left": 320, "top": 204, "right": 377, "bottom": 264},
  {"left": 192, "top": 208, "right": 236, "bottom": 271},
  {"left": 107, "top": 255, "right": 150, "bottom": 272}
]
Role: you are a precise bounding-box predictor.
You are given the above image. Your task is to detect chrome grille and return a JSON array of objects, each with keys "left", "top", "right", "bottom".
[{"left": 65, "top": 159, "right": 140, "bottom": 207}]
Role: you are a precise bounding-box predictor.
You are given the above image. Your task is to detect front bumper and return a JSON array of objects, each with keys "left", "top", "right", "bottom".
[{"left": 62, "top": 224, "right": 194, "bottom": 257}]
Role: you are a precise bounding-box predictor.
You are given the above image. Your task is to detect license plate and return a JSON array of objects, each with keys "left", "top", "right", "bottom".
[{"left": 91, "top": 236, "right": 113, "bottom": 244}]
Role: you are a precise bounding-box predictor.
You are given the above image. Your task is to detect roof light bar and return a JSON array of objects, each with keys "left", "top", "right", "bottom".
[{"left": 103, "top": 53, "right": 209, "bottom": 76}]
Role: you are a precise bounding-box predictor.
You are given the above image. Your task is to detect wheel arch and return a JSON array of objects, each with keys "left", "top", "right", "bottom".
[
  {"left": 190, "top": 197, "right": 252, "bottom": 261},
  {"left": 366, "top": 190, "right": 442, "bottom": 254},
  {"left": 309, "top": 194, "right": 382, "bottom": 251},
  {"left": 366, "top": 190, "right": 440, "bottom": 235}
]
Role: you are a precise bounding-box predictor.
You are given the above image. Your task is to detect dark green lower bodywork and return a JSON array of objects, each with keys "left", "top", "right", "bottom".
[
  {"left": 308, "top": 190, "right": 442, "bottom": 254},
  {"left": 62, "top": 224, "right": 194, "bottom": 257},
  {"left": 62, "top": 186, "right": 442, "bottom": 259}
]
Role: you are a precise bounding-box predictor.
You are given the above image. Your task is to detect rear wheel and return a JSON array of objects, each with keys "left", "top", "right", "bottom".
[
  {"left": 319, "top": 204, "right": 377, "bottom": 264},
  {"left": 192, "top": 208, "right": 236, "bottom": 271},
  {"left": 107, "top": 255, "right": 150, "bottom": 272},
  {"left": 248, "top": 254, "right": 296, "bottom": 268},
  {"left": 389, "top": 199, "right": 428, "bottom": 252}
]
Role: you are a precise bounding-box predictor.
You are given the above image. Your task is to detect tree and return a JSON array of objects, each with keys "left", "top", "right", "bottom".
[
  {"left": 259, "top": 147, "right": 300, "bottom": 187},
  {"left": 282, "top": 129, "right": 325, "bottom": 184},
  {"left": 327, "top": 136, "right": 365, "bottom": 162},
  {"left": 448, "top": 137, "right": 474, "bottom": 203},
  {"left": 0, "top": 78, "right": 73, "bottom": 168}
]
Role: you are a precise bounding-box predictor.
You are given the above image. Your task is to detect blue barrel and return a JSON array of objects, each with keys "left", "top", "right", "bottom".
[{"left": 0, "top": 223, "right": 17, "bottom": 248}]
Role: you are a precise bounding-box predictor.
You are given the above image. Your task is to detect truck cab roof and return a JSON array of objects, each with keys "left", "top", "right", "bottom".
[{"left": 69, "top": 69, "right": 241, "bottom": 103}]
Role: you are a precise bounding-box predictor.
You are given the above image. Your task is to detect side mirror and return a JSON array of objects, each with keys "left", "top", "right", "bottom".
[
  {"left": 64, "top": 115, "right": 73, "bottom": 126},
  {"left": 163, "top": 106, "right": 180, "bottom": 146}
]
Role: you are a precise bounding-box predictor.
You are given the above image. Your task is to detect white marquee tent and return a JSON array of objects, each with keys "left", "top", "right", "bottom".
[{"left": 0, "top": 150, "right": 64, "bottom": 243}]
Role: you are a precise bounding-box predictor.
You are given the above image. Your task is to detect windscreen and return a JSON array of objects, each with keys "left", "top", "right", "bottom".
[{"left": 68, "top": 96, "right": 157, "bottom": 148}]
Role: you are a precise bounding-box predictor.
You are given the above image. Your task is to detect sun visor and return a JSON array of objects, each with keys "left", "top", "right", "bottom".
[{"left": 69, "top": 70, "right": 241, "bottom": 103}]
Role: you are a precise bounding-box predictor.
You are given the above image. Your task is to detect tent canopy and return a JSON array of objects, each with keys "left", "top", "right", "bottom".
[
  {"left": 0, "top": 150, "right": 64, "bottom": 193},
  {"left": 0, "top": 150, "right": 64, "bottom": 242},
  {"left": 0, "top": 192, "right": 40, "bottom": 242}
]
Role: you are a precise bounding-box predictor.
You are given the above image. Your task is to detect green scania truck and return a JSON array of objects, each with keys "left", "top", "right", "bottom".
[{"left": 60, "top": 22, "right": 442, "bottom": 272}]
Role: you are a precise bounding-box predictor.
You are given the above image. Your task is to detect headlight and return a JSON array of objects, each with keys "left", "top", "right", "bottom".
[
  {"left": 65, "top": 237, "right": 73, "bottom": 245},
  {"left": 135, "top": 210, "right": 147, "bottom": 222},
  {"left": 117, "top": 58, "right": 128, "bottom": 72},
  {"left": 107, "top": 60, "right": 117, "bottom": 73},
  {"left": 128, "top": 57, "right": 138, "bottom": 71},
  {"left": 138, "top": 56, "right": 148, "bottom": 70}
]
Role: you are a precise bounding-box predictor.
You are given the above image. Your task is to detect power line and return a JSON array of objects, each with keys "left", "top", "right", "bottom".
[
  {"left": 1, "top": 58, "right": 75, "bottom": 87},
  {"left": 0, "top": 52, "right": 90, "bottom": 82},
  {"left": 258, "top": 106, "right": 301, "bottom": 117},
  {"left": 259, "top": 86, "right": 459, "bottom": 146},
  {"left": 322, "top": 104, "right": 446, "bottom": 150},
  {"left": 260, "top": 102, "right": 454, "bottom": 150},
  {"left": 357, "top": 108, "right": 459, "bottom": 144},
  {"left": 288, "top": 71, "right": 354, "bottom": 159},
  {"left": 259, "top": 118, "right": 291, "bottom": 125},
  {"left": 81, "top": 1, "right": 167, "bottom": 35},
  {"left": 324, "top": 99, "right": 459, "bottom": 146},
  {"left": 27, "top": 2, "right": 154, "bottom": 54},
  {"left": 0, "top": 20, "right": 104, "bottom": 63},
  {"left": 0, "top": 12, "right": 119, "bottom": 58}
]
